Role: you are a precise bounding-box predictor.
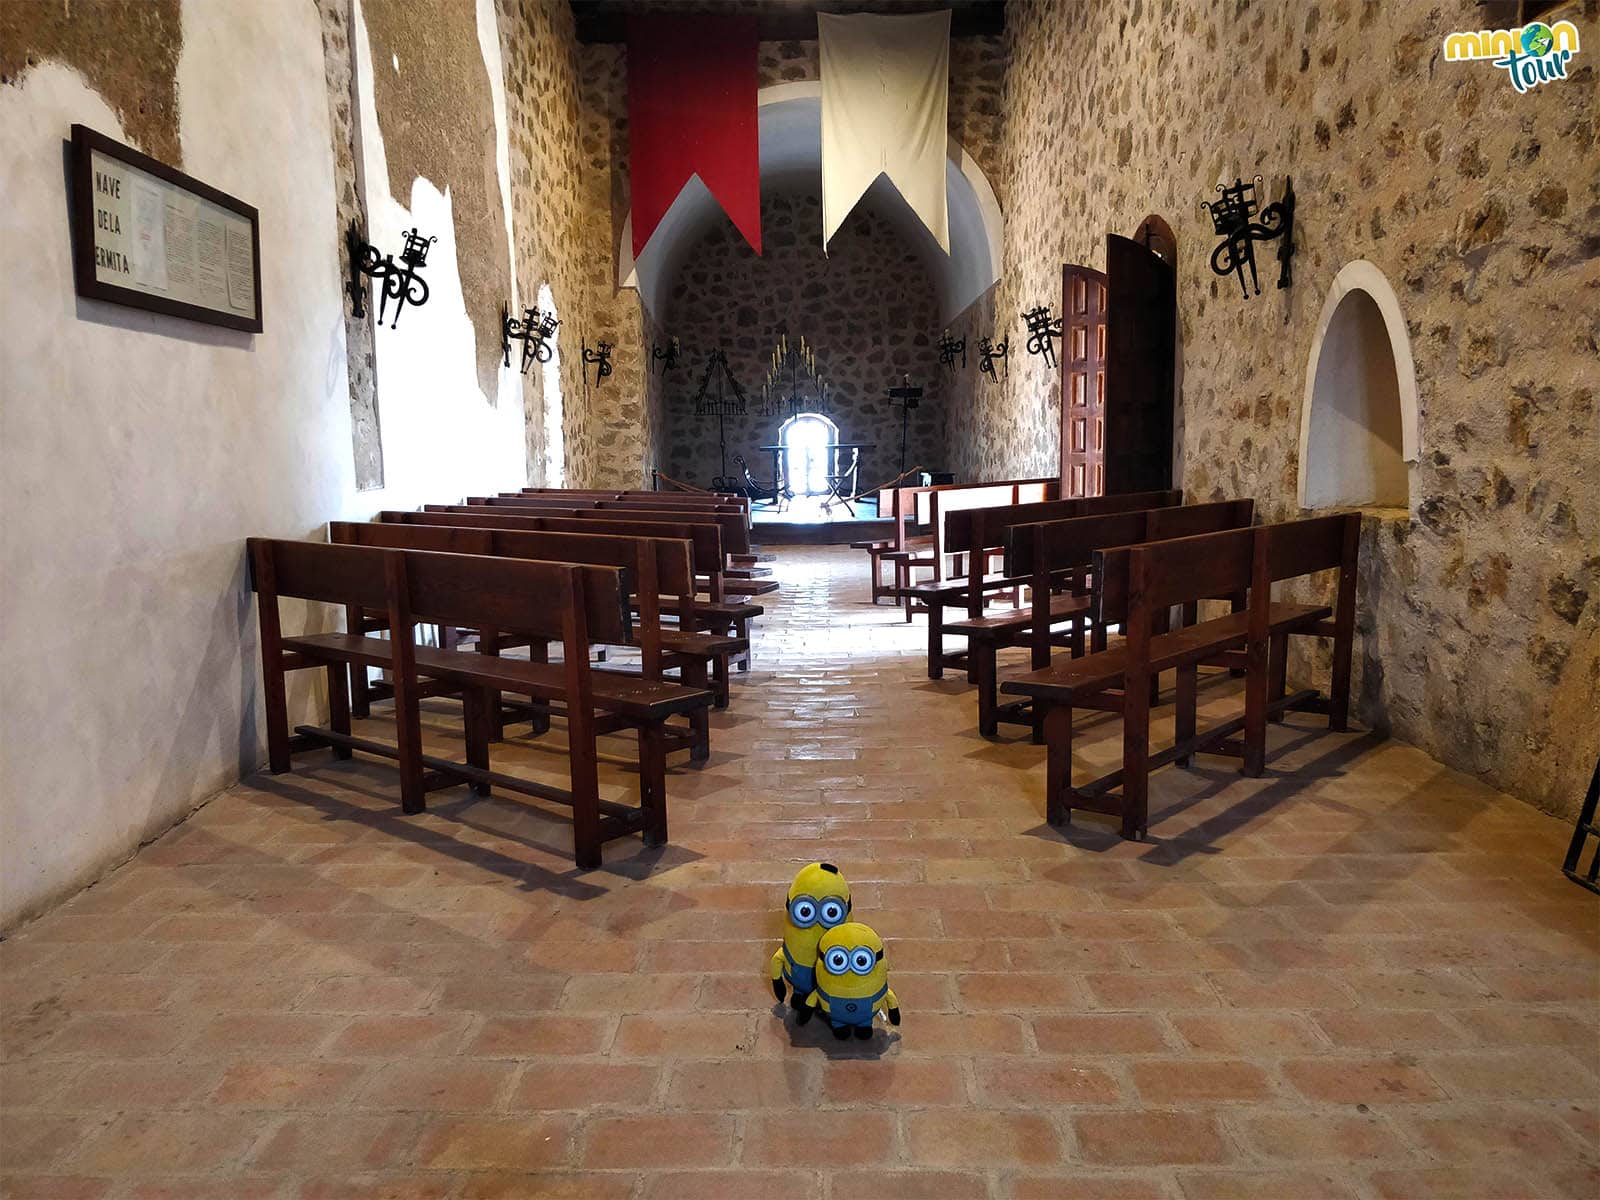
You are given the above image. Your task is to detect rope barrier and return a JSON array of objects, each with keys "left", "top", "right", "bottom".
[
  {"left": 823, "top": 464, "right": 926, "bottom": 509},
  {"left": 652, "top": 470, "right": 714, "bottom": 494}
]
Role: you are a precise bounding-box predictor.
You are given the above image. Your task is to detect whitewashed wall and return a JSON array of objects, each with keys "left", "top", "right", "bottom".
[{"left": 0, "top": 0, "right": 527, "bottom": 928}]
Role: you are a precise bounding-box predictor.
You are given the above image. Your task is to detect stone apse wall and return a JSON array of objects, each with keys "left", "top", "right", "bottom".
[
  {"left": 660, "top": 190, "right": 947, "bottom": 492},
  {"left": 953, "top": 0, "right": 1599, "bottom": 818}
]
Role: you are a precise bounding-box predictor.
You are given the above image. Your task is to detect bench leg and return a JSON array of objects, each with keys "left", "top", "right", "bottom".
[
  {"left": 897, "top": 560, "right": 912, "bottom": 623},
  {"left": 736, "top": 617, "right": 751, "bottom": 673},
  {"left": 710, "top": 655, "right": 730, "bottom": 709},
  {"left": 639, "top": 724, "right": 669, "bottom": 848},
  {"left": 1243, "top": 630, "right": 1271, "bottom": 779},
  {"left": 326, "top": 663, "right": 353, "bottom": 761},
  {"left": 974, "top": 642, "right": 999, "bottom": 738},
  {"left": 263, "top": 654, "right": 292, "bottom": 775},
  {"left": 1043, "top": 703, "right": 1073, "bottom": 827},
  {"left": 1267, "top": 632, "right": 1288, "bottom": 725},
  {"left": 462, "top": 687, "right": 493, "bottom": 796},
  {"left": 927, "top": 599, "right": 944, "bottom": 680},
  {"left": 683, "top": 662, "right": 712, "bottom": 763},
  {"left": 345, "top": 604, "right": 371, "bottom": 719},
  {"left": 526, "top": 640, "right": 551, "bottom": 735},
  {"left": 568, "top": 710, "right": 602, "bottom": 871},
  {"left": 393, "top": 669, "right": 426, "bottom": 816},
  {"left": 1174, "top": 664, "right": 1197, "bottom": 767},
  {"left": 1121, "top": 668, "right": 1150, "bottom": 841},
  {"left": 1329, "top": 624, "right": 1353, "bottom": 733}
]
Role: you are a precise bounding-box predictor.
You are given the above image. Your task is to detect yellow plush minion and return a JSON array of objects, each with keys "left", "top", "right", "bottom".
[
  {"left": 768, "top": 862, "right": 851, "bottom": 1021},
  {"left": 805, "top": 922, "right": 900, "bottom": 1040}
]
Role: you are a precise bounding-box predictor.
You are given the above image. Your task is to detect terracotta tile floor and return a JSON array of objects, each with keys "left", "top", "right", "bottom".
[{"left": 3, "top": 545, "right": 1597, "bottom": 1199}]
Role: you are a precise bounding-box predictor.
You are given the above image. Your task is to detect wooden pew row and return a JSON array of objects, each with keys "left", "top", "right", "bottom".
[
  {"left": 892, "top": 479, "right": 1058, "bottom": 619},
  {"left": 859, "top": 477, "right": 1059, "bottom": 608},
  {"left": 384, "top": 509, "right": 761, "bottom": 698},
  {"left": 1000, "top": 514, "right": 1360, "bottom": 840},
  {"left": 463, "top": 498, "right": 771, "bottom": 593},
  {"left": 249, "top": 538, "right": 713, "bottom": 868},
  {"left": 330, "top": 522, "right": 744, "bottom": 761},
  {"left": 912, "top": 489, "right": 1185, "bottom": 679},
  {"left": 969, "top": 500, "right": 1254, "bottom": 736},
  {"left": 509, "top": 491, "right": 771, "bottom": 579}
]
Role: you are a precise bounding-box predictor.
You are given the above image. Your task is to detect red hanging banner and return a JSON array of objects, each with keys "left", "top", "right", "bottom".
[{"left": 627, "top": 13, "right": 761, "bottom": 259}]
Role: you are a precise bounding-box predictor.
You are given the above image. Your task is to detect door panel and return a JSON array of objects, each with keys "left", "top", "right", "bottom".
[{"left": 1060, "top": 264, "right": 1109, "bottom": 498}]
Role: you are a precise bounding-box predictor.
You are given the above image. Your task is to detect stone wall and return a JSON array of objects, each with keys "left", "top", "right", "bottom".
[
  {"left": 498, "top": 0, "right": 589, "bottom": 485},
  {"left": 661, "top": 189, "right": 946, "bottom": 491},
  {"left": 957, "top": 0, "right": 1599, "bottom": 818},
  {"left": 574, "top": 30, "right": 1010, "bottom": 489}
]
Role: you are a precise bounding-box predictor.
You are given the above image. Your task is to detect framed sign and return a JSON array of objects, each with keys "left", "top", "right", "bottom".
[{"left": 69, "top": 124, "right": 263, "bottom": 333}]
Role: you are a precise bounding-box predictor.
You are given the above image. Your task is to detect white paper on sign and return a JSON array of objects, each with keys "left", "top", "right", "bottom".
[
  {"left": 819, "top": 9, "right": 950, "bottom": 254},
  {"left": 129, "top": 178, "right": 169, "bottom": 291}
]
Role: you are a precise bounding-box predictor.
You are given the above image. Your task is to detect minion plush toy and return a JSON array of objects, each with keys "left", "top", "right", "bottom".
[
  {"left": 769, "top": 862, "right": 851, "bottom": 1022},
  {"left": 806, "top": 922, "right": 901, "bottom": 1040}
]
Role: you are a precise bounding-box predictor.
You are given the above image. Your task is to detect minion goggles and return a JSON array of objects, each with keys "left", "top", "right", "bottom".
[
  {"left": 787, "top": 895, "right": 849, "bottom": 929},
  {"left": 822, "top": 945, "right": 885, "bottom": 976}
]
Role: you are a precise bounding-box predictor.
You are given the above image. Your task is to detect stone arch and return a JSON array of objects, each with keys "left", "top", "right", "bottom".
[
  {"left": 1298, "top": 260, "right": 1419, "bottom": 511},
  {"left": 616, "top": 81, "right": 1004, "bottom": 326}
]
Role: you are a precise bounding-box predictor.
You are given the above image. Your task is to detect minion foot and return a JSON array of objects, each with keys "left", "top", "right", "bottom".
[
  {"left": 830, "top": 1023, "right": 851, "bottom": 1040},
  {"left": 852, "top": 1025, "right": 873, "bottom": 1040}
]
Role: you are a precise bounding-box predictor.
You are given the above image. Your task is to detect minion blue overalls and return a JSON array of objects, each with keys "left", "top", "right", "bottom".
[
  {"left": 814, "top": 983, "right": 889, "bottom": 1029},
  {"left": 780, "top": 942, "right": 817, "bottom": 997}
]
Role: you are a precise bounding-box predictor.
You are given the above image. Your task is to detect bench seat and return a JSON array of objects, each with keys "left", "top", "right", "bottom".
[
  {"left": 947, "top": 592, "right": 1090, "bottom": 639},
  {"left": 1001, "top": 603, "right": 1330, "bottom": 702},
  {"left": 286, "top": 633, "right": 713, "bottom": 720},
  {"left": 721, "top": 577, "right": 780, "bottom": 597}
]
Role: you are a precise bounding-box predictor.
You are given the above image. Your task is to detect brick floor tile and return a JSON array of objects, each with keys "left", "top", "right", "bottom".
[
  {"left": 415, "top": 1114, "right": 575, "bottom": 1169},
  {"left": 1369, "top": 1166, "right": 1547, "bottom": 1199},
  {"left": 1402, "top": 1109, "right": 1586, "bottom": 1160},
  {"left": 612, "top": 1013, "right": 752, "bottom": 1057},
  {"left": 743, "top": 1111, "right": 894, "bottom": 1167},
  {"left": 1084, "top": 971, "right": 1219, "bottom": 1010},
  {"left": 1073, "top": 1110, "right": 1230, "bottom": 1165},
  {"left": 0, "top": 1113, "right": 115, "bottom": 1170},
  {"left": 1032, "top": 1013, "right": 1172, "bottom": 1055},
  {"left": 957, "top": 971, "right": 1084, "bottom": 1009},
  {"left": 212, "top": 1060, "right": 367, "bottom": 1106},
  {"left": 974, "top": 1058, "right": 1121, "bottom": 1106},
  {"left": 1130, "top": 1059, "right": 1274, "bottom": 1103},
  {"left": 1175, "top": 1169, "right": 1358, "bottom": 1199},
  {"left": 1003, "top": 1175, "right": 1171, "bottom": 1200},
  {"left": 0, "top": 1179, "right": 115, "bottom": 1200},
  {"left": 830, "top": 1169, "right": 987, "bottom": 1199},
  {"left": 1170, "top": 1012, "right": 1326, "bottom": 1055},
  {"left": 509, "top": 1059, "right": 658, "bottom": 1109},
  {"left": 326, "top": 1015, "right": 472, "bottom": 1058},
  {"left": 1233, "top": 1111, "right": 1410, "bottom": 1161},
  {"left": 74, "top": 1111, "right": 259, "bottom": 1172},
  {"left": 580, "top": 1113, "right": 736, "bottom": 1169},
  {"left": 821, "top": 1058, "right": 966, "bottom": 1105},
  {"left": 904, "top": 1110, "right": 1064, "bottom": 1166},
  {"left": 1282, "top": 1058, "right": 1448, "bottom": 1104},
  {"left": 355, "top": 1059, "right": 517, "bottom": 1111},
  {"left": 640, "top": 1170, "right": 820, "bottom": 1200},
  {"left": 1421, "top": 1050, "right": 1600, "bottom": 1100},
  {"left": 667, "top": 1059, "right": 813, "bottom": 1108}
]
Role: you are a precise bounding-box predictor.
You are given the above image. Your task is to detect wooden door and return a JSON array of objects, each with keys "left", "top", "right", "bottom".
[
  {"left": 1104, "top": 233, "right": 1176, "bottom": 494},
  {"left": 1060, "top": 264, "right": 1109, "bottom": 498}
]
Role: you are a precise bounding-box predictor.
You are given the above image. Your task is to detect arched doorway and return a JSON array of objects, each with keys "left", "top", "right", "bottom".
[
  {"left": 780, "top": 413, "right": 839, "bottom": 497},
  {"left": 538, "top": 284, "right": 564, "bottom": 487},
  {"left": 1298, "top": 261, "right": 1418, "bottom": 510}
]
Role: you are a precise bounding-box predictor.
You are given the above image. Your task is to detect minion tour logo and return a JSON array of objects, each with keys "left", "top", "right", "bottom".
[{"left": 1444, "top": 20, "right": 1581, "bottom": 92}]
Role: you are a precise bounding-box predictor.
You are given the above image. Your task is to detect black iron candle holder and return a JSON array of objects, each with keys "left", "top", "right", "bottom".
[
  {"left": 886, "top": 377, "right": 923, "bottom": 477},
  {"left": 1202, "top": 175, "right": 1296, "bottom": 299},
  {"left": 502, "top": 304, "right": 559, "bottom": 374},
  {"left": 582, "top": 340, "right": 613, "bottom": 387},
  {"left": 938, "top": 332, "right": 966, "bottom": 372},
  {"left": 345, "top": 219, "right": 435, "bottom": 328},
  {"left": 651, "top": 337, "right": 681, "bottom": 374},
  {"left": 1022, "top": 304, "right": 1064, "bottom": 368},
  {"left": 978, "top": 336, "right": 1009, "bottom": 382}
]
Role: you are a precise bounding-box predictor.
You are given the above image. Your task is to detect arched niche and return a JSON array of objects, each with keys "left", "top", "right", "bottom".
[
  {"left": 1132, "top": 214, "right": 1177, "bottom": 266},
  {"left": 1298, "top": 261, "right": 1419, "bottom": 511}
]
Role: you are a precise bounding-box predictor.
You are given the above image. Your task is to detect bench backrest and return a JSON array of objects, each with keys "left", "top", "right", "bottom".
[
  {"left": 249, "top": 538, "right": 629, "bottom": 644},
  {"left": 1096, "top": 527, "right": 1256, "bottom": 625},
  {"left": 956, "top": 487, "right": 1185, "bottom": 571},
  {"left": 464, "top": 499, "right": 751, "bottom": 555},
  {"left": 1006, "top": 499, "right": 1245, "bottom": 578},
  {"left": 387, "top": 510, "right": 724, "bottom": 580}
]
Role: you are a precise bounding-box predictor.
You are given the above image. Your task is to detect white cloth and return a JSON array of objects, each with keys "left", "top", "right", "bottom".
[{"left": 819, "top": 10, "right": 950, "bottom": 253}]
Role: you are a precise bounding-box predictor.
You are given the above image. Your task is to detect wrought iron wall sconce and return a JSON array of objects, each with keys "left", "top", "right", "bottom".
[
  {"left": 1202, "top": 175, "right": 1296, "bottom": 299},
  {"left": 938, "top": 332, "right": 966, "bottom": 372},
  {"left": 978, "top": 336, "right": 1009, "bottom": 382},
  {"left": 582, "top": 340, "right": 613, "bottom": 387},
  {"left": 345, "top": 219, "right": 435, "bottom": 329},
  {"left": 501, "top": 303, "right": 559, "bottom": 374},
  {"left": 1022, "top": 304, "right": 1064, "bottom": 369},
  {"left": 651, "top": 337, "right": 681, "bottom": 374}
]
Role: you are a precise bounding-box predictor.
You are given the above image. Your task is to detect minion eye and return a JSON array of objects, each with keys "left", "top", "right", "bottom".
[
  {"left": 850, "top": 947, "right": 877, "bottom": 975},
  {"left": 823, "top": 947, "right": 850, "bottom": 974},
  {"left": 818, "top": 898, "right": 846, "bottom": 927},
  {"left": 788, "top": 897, "right": 817, "bottom": 927}
]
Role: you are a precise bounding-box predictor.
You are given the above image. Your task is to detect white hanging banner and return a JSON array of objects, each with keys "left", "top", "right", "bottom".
[{"left": 819, "top": 10, "right": 950, "bottom": 253}]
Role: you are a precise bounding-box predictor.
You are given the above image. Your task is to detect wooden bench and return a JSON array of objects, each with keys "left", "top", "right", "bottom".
[
  {"left": 910, "top": 489, "right": 1184, "bottom": 680},
  {"left": 330, "top": 522, "right": 743, "bottom": 762},
  {"left": 968, "top": 500, "right": 1254, "bottom": 736},
  {"left": 386, "top": 509, "right": 760, "bottom": 699},
  {"left": 249, "top": 538, "right": 713, "bottom": 868},
  {"left": 891, "top": 479, "right": 1058, "bottom": 620},
  {"left": 999, "top": 513, "right": 1359, "bottom": 839}
]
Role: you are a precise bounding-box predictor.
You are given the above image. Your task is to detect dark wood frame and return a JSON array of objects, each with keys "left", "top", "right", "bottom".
[{"left": 69, "top": 124, "right": 264, "bottom": 333}]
